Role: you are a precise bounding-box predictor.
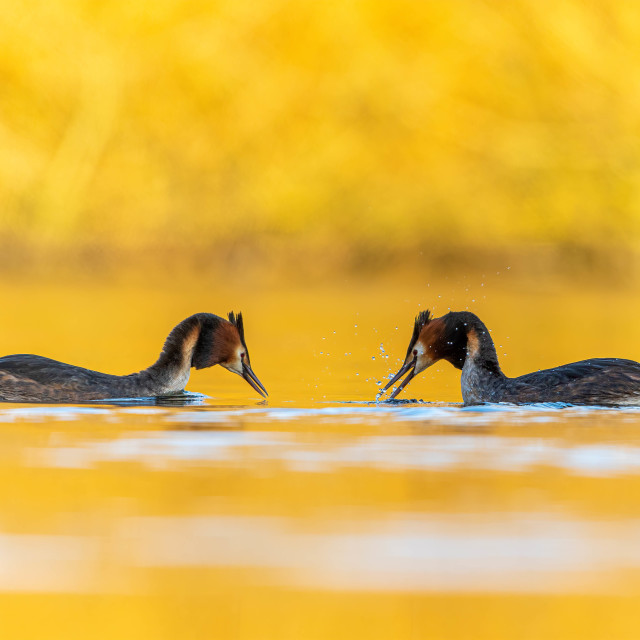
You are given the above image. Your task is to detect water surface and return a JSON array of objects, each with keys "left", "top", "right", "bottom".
[{"left": 1, "top": 282, "right": 640, "bottom": 639}]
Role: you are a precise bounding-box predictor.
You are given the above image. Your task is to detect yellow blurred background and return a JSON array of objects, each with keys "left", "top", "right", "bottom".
[
  {"left": 2, "top": 0, "right": 640, "bottom": 285},
  {"left": 5, "top": 6, "right": 640, "bottom": 639}
]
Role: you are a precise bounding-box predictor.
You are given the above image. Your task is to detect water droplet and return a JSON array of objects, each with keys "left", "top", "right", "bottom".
[{"left": 371, "top": 356, "right": 375, "bottom": 360}]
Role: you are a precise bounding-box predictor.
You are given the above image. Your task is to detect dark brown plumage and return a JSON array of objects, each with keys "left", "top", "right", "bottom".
[
  {"left": 0, "top": 312, "right": 267, "bottom": 403},
  {"left": 405, "top": 309, "right": 432, "bottom": 362},
  {"left": 379, "top": 310, "right": 640, "bottom": 406}
]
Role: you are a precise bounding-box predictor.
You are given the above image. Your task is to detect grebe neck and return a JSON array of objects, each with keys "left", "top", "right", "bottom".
[
  {"left": 146, "top": 313, "right": 225, "bottom": 394},
  {"left": 463, "top": 316, "right": 503, "bottom": 375},
  {"left": 459, "top": 315, "right": 506, "bottom": 405}
]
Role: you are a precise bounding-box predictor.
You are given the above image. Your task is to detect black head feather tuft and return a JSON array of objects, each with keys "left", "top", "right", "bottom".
[
  {"left": 405, "top": 309, "right": 432, "bottom": 361},
  {"left": 228, "top": 311, "right": 249, "bottom": 355}
]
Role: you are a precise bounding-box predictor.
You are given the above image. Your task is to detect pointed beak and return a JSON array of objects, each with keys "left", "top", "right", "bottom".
[
  {"left": 242, "top": 362, "right": 268, "bottom": 398},
  {"left": 379, "top": 357, "right": 417, "bottom": 400}
]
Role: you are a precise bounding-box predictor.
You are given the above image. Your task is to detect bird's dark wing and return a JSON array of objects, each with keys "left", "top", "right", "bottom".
[
  {"left": 505, "top": 358, "right": 640, "bottom": 404},
  {"left": 0, "top": 354, "right": 114, "bottom": 386}
]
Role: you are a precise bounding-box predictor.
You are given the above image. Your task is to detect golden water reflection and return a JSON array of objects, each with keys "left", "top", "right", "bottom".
[{"left": 0, "top": 404, "right": 639, "bottom": 638}]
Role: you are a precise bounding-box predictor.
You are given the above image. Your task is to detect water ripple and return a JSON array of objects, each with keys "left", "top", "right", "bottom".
[
  {"left": 22, "top": 431, "right": 640, "bottom": 476},
  {"left": 2, "top": 401, "right": 640, "bottom": 426},
  {"left": 1, "top": 513, "right": 639, "bottom": 594}
]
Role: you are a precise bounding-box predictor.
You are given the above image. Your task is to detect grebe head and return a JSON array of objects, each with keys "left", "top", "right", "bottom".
[
  {"left": 193, "top": 311, "right": 268, "bottom": 397},
  {"left": 379, "top": 310, "right": 469, "bottom": 400}
]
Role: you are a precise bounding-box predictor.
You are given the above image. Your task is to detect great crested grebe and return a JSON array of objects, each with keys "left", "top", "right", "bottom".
[
  {"left": 378, "top": 310, "right": 640, "bottom": 406},
  {"left": 0, "top": 312, "right": 267, "bottom": 403}
]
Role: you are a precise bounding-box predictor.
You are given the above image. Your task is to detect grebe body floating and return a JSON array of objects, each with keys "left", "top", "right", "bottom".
[
  {"left": 379, "top": 310, "right": 640, "bottom": 406},
  {"left": 0, "top": 312, "right": 267, "bottom": 403}
]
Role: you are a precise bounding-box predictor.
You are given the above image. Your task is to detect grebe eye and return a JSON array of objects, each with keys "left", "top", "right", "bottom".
[
  {"left": 413, "top": 349, "right": 418, "bottom": 356},
  {"left": 240, "top": 352, "right": 245, "bottom": 359}
]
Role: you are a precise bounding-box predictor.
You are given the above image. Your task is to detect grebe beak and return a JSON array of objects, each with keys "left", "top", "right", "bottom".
[
  {"left": 242, "top": 362, "right": 268, "bottom": 398},
  {"left": 379, "top": 356, "right": 417, "bottom": 400}
]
